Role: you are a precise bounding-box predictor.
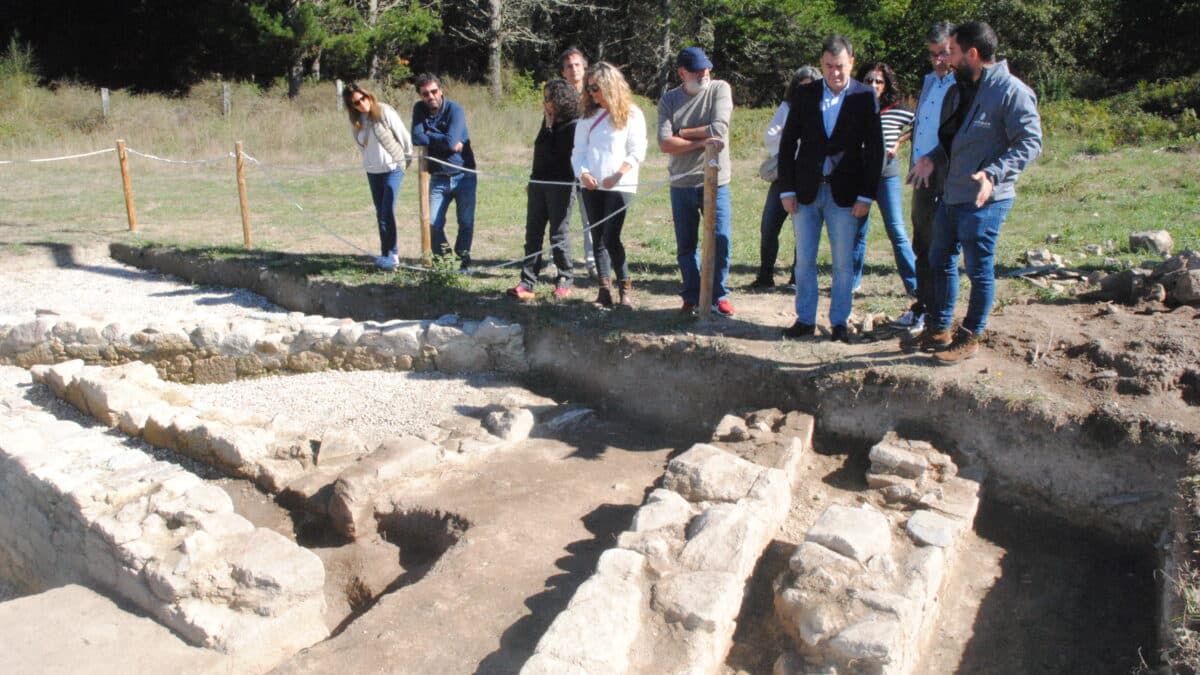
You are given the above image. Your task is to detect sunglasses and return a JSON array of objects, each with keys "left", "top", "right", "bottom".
[
  {"left": 350, "top": 95, "right": 368, "bottom": 106},
  {"left": 863, "top": 77, "right": 884, "bottom": 85},
  {"left": 419, "top": 87, "right": 440, "bottom": 97},
  {"left": 585, "top": 84, "right": 601, "bottom": 93}
]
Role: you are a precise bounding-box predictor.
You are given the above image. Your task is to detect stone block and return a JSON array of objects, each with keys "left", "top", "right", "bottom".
[
  {"left": 827, "top": 614, "right": 902, "bottom": 670},
  {"left": 1162, "top": 268, "right": 1200, "bottom": 304},
  {"left": 424, "top": 322, "right": 465, "bottom": 350},
  {"left": 806, "top": 505, "right": 892, "bottom": 563},
  {"left": 328, "top": 436, "right": 440, "bottom": 538},
  {"left": 630, "top": 488, "right": 694, "bottom": 533},
  {"left": 1130, "top": 230, "right": 1173, "bottom": 256},
  {"left": 482, "top": 407, "right": 535, "bottom": 442},
  {"left": 227, "top": 528, "right": 325, "bottom": 599},
  {"left": 651, "top": 570, "right": 743, "bottom": 633},
  {"left": 532, "top": 572, "right": 643, "bottom": 674},
  {"left": 435, "top": 339, "right": 490, "bottom": 373},
  {"left": 712, "top": 414, "right": 750, "bottom": 442},
  {"left": 472, "top": 316, "right": 523, "bottom": 346},
  {"left": 788, "top": 540, "right": 861, "bottom": 580},
  {"left": 905, "top": 510, "right": 960, "bottom": 548},
  {"left": 317, "top": 428, "right": 368, "bottom": 465},
  {"left": 680, "top": 503, "right": 773, "bottom": 578},
  {"left": 868, "top": 439, "right": 929, "bottom": 479},
  {"left": 663, "top": 443, "right": 767, "bottom": 503},
  {"left": 520, "top": 653, "right": 592, "bottom": 675}
]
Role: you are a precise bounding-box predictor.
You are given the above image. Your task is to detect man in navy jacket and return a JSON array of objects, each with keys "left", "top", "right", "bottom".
[
  {"left": 412, "top": 73, "right": 477, "bottom": 268},
  {"left": 778, "top": 35, "right": 883, "bottom": 342}
]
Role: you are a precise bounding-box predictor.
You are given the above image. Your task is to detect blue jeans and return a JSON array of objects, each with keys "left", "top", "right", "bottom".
[
  {"left": 429, "top": 171, "right": 477, "bottom": 261},
  {"left": 793, "top": 184, "right": 861, "bottom": 327},
  {"left": 671, "top": 184, "right": 731, "bottom": 304},
  {"left": 852, "top": 174, "right": 917, "bottom": 295},
  {"left": 366, "top": 169, "right": 404, "bottom": 256},
  {"left": 929, "top": 199, "right": 1013, "bottom": 334}
]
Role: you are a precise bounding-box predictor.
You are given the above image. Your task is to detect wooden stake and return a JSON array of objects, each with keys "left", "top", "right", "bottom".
[
  {"left": 116, "top": 139, "right": 137, "bottom": 232},
  {"left": 235, "top": 141, "right": 252, "bottom": 248},
  {"left": 698, "top": 142, "right": 719, "bottom": 317},
  {"left": 417, "top": 147, "right": 432, "bottom": 265}
]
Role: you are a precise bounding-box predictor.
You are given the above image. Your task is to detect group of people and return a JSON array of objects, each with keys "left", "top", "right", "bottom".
[{"left": 342, "top": 19, "right": 1042, "bottom": 363}]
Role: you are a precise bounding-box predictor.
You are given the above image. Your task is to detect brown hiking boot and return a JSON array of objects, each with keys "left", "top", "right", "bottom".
[
  {"left": 932, "top": 327, "right": 981, "bottom": 364},
  {"left": 593, "top": 278, "right": 613, "bottom": 308},
  {"left": 616, "top": 279, "right": 634, "bottom": 309},
  {"left": 899, "top": 326, "right": 953, "bottom": 353}
]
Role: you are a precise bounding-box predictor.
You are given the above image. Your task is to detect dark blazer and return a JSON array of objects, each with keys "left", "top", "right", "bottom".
[{"left": 778, "top": 79, "right": 884, "bottom": 207}]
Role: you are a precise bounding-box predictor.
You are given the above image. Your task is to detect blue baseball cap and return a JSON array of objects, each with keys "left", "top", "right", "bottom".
[{"left": 676, "top": 47, "right": 713, "bottom": 72}]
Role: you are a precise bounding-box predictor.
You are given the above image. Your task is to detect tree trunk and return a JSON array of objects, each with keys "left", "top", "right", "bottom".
[
  {"left": 288, "top": 51, "right": 304, "bottom": 99},
  {"left": 311, "top": 47, "right": 322, "bottom": 81},
  {"left": 368, "top": 0, "right": 381, "bottom": 82},
  {"left": 488, "top": 0, "right": 502, "bottom": 99},
  {"left": 658, "top": 0, "right": 673, "bottom": 97}
]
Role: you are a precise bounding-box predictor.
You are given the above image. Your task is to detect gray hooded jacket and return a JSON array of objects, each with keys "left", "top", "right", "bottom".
[{"left": 924, "top": 59, "right": 1042, "bottom": 205}]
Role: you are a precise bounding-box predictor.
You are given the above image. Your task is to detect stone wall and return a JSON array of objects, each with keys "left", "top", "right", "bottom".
[
  {"left": 773, "top": 432, "right": 980, "bottom": 674},
  {"left": 0, "top": 370, "right": 328, "bottom": 671},
  {"left": 522, "top": 408, "right": 811, "bottom": 675},
  {"left": 0, "top": 310, "right": 527, "bottom": 381}
]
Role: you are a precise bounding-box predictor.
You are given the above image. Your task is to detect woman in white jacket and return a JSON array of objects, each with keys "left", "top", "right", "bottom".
[
  {"left": 343, "top": 83, "right": 413, "bottom": 271},
  {"left": 571, "top": 63, "right": 648, "bottom": 308}
]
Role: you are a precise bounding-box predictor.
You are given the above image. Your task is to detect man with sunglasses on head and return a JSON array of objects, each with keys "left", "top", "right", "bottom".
[
  {"left": 412, "top": 73, "right": 477, "bottom": 269},
  {"left": 896, "top": 21, "right": 957, "bottom": 334}
]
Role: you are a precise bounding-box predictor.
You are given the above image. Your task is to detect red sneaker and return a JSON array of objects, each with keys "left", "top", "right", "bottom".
[
  {"left": 552, "top": 286, "right": 571, "bottom": 299},
  {"left": 713, "top": 299, "right": 736, "bottom": 317},
  {"left": 506, "top": 285, "right": 535, "bottom": 301}
]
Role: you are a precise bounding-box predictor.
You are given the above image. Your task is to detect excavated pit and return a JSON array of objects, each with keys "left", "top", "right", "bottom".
[{"left": 0, "top": 246, "right": 1189, "bottom": 672}]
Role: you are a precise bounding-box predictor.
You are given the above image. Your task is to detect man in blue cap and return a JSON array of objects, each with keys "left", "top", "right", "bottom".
[{"left": 657, "top": 46, "right": 735, "bottom": 316}]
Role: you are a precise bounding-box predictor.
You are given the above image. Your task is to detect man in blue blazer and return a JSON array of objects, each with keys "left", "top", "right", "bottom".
[{"left": 778, "top": 35, "right": 883, "bottom": 342}]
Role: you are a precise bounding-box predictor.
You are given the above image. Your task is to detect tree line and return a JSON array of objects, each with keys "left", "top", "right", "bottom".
[{"left": 3, "top": 0, "right": 1197, "bottom": 105}]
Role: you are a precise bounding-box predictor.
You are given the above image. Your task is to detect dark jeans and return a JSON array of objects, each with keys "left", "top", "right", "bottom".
[
  {"left": 930, "top": 198, "right": 1014, "bottom": 334},
  {"left": 758, "top": 180, "right": 796, "bottom": 282},
  {"left": 581, "top": 189, "right": 632, "bottom": 281},
  {"left": 429, "top": 171, "right": 477, "bottom": 262},
  {"left": 366, "top": 169, "right": 404, "bottom": 256},
  {"left": 910, "top": 183, "right": 939, "bottom": 315},
  {"left": 519, "top": 184, "right": 575, "bottom": 288}
]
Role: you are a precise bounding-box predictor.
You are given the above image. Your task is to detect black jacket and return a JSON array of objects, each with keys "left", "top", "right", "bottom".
[
  {"left": 530, "top": 118, "right": 577, "bottom": 182},
  {"left": 778, "top": 79, "right": 884, "bottom": 207}
]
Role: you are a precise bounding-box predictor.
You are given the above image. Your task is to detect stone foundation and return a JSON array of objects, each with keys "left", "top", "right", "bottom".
[
  {"left": 523, "top": 408, "right": 811, "bottom": 675},
  {"left": 0, "top": 310, "right": 527, "bottom": 380},
  {"left": 773, "top": 432, "right": 981, "bottom": 674},
  {"left": 0, "top": 369, "right": 327, "bottom": 670}
]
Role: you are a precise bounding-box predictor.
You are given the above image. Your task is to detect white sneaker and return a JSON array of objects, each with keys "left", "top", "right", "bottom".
[
  {"left": 376, "top": 253, "right": 399, "bottom": 271},
  {"left": 894, "top": 309, "right": 919, "bottom": 327},
  {"left": 905, "top": 312, "right": 926, "bottom": 333}
]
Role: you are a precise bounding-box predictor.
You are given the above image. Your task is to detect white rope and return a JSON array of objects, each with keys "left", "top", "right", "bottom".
[
  {"left": 0, "top": 147, "right": 114, "bottom": 165},
  {"left": 125, "top": 148, "right": 234, "bottom": 165},
  {"left": 245, "top": 159, "right": 361, "bottom": 175},
  {"left": 241, "top": 153, "right": 375, "bottom": 257},
  {"left": 423, "top": 154, "right": 705, "bottom": 188}
]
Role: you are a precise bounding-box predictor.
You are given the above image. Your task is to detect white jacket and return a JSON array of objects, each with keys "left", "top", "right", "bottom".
[
  {"left": 353, "top": 102, "right": 412, "bottom": 174},
  {"left": 571, "top": 106, "right": 648, "bottom": 194}
]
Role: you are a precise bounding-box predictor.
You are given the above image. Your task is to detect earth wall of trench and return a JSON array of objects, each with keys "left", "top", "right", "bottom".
[{"left": 108, "top": 243, "right": 1191, "bottom": 542}]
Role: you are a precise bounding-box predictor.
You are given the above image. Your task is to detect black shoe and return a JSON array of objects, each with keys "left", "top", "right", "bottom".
[
  {"left": 782, "top": 321, "right": 815, "bottom": 339},
  {"left": 830, "top": 325, "right": 850, "bottom": 343},
  {"left": 748, "top": 277, "right": 775, "bottom": 290}
]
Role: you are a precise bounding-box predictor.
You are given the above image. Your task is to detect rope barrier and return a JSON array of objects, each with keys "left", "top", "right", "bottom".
[
  {"left": 0, "top": 147, "right": 114, "bottom": 165},
  {"left": 125, "top": 148, "right": 234, "bottom": 165},
  {"left": 423, "top": 154, "right": 706, "bottom": 188},
  {"left": 242, "top": 159, "right": 361, "bottom": 175}
]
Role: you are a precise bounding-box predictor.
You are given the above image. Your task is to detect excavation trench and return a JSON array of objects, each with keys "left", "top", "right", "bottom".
[{"left": 7, "top": 244, "right": 1183, "bottom": 671}]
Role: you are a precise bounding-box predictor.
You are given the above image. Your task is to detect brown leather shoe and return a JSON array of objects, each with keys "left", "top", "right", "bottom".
[
  {"left": 616, "top": 279, "right": 634, "bottom": 308},
  {"left": 932, "top": 327, "right": 981, "bottom": 364},
  {"left": 899, "top": 326, "right": 952, "bottom": 353},
  {"left": 593, "top": 278, "right": 613, "bottom": 308}
]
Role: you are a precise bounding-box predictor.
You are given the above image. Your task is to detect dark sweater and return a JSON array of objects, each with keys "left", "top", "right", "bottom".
[{"left": 531, "top": 118, "right": 578, "bottom": 182}]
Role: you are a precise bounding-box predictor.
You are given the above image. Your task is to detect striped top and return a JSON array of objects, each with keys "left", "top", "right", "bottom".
[{"left": 879, "top": 104, "right": 914, "bottom": 177}]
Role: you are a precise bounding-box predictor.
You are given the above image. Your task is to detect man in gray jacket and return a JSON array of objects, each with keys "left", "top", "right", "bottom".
[{"left": 906, "top": 21, "right": 1042, "bottom": 363}]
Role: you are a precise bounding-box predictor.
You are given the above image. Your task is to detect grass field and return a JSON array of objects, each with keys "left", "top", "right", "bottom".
[{"left": 2, "top": 77, "right": 1198, "bottom": 320}]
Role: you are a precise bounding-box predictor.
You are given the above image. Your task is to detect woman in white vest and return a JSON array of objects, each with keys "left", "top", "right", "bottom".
[{"left": 343, "top": 83, "right": 413, "bottom": 271}]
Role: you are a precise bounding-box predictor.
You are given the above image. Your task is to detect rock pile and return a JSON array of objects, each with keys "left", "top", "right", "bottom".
[
  {"left": 773, "top": 432, "right": 980, "bottom": 675},
  {"left": 0, "top": 369, "right": 327, "bottom": 670},
  {"left": 523, "top": 408, "right": 812, "bottom": 675},
  {"left": 0, "top": 310, "right": 527, "bottom": 379}
]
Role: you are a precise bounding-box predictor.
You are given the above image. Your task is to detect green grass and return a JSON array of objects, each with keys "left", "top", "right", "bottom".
[{"left": 2, "top": 77, "right": 1198, "bottom": 326}]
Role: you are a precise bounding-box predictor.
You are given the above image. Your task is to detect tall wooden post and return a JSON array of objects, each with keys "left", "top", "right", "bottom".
[
  {"left": 235, "top": 141, "right": 252, "bottom": 248},
  {"left": 417, "top": 147, "right": 432, "bottom": 264},
  {"left": 116, "top": 139, "right": 137, "bottom": 232},
  {"left": 697, "top": 142, "right": 719, "bottom": 317}
]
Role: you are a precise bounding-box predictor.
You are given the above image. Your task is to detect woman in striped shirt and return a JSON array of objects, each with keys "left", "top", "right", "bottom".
[{"left": 852, "top": 62, "right": 919, "bottom": 314}]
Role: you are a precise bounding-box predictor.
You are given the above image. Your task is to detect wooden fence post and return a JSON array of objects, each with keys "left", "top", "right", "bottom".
[
  {"left": 101, "top": 88, "right": 110, "bottom": 118},
  {"left": 235, "top": 141, "right": 252, "bottom": 248},
  {"left": 697, "top": 142, "right": 719, "bottom": 317},
  {"left": 418, "top": 147, "right": 432, "bottom": 265},
  {"left": 116, "top": 139, "right": 137, "bottom": 232}
]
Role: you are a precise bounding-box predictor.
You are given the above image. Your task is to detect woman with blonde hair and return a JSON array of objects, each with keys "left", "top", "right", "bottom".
[
  {"left": 342, "top": 82, "right": 413, "bottom": 271},
  {"left": 570, "top": 62, "right": 648, "bottom": 308}
]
